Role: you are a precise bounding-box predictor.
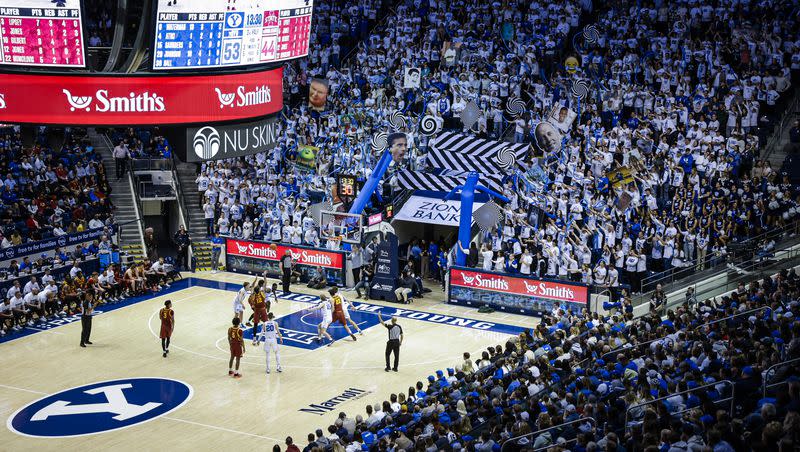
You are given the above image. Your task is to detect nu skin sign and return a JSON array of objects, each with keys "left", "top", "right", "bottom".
[{"left": 184, "top": 115, "right": 280, "bottom": 162}]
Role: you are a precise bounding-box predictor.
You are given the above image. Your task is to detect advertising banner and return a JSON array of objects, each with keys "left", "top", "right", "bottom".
[
  {"left": 0, "top": 67, "right": 283, "bottom": 126},
  {"left": 1, "top": 226, "right": 112, "bottom": 262},
  {"left": 448, "top": 267, "right": 589, "bottom": 317},
  {"left": 369, "top": 233, "right": 398, "bottom": 302},
  {"left": 394, "top": 195, "right": 485, "bottom": 227},
  {"left": 185, "top": 116, "right": 280, "bottom": 162},
  {"left": 225, "top": 238, "right": 346, "bottom": 286}
]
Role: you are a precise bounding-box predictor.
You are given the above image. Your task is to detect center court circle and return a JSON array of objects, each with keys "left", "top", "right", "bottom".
[{"left": 7, "top": 378, "right": 193, "bottom": 438}]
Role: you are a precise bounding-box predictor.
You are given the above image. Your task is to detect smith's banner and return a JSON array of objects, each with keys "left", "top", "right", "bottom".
[
  {"left": 225, "top": 238, "right": 346, "bottom": 286},
  {"left": 0, "top": 68, "right": 283, "bottom": 126},
  {"left": 448, "top": 267, "right": 589, "bottom": 317}
]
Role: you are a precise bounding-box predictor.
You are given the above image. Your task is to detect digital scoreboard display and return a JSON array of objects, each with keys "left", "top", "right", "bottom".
[
  {"left": 0, "top": 0, "right": 85, "bottom": 68},
  {"left": 152, "top": 0, "right": 312, "bottom": 71}
]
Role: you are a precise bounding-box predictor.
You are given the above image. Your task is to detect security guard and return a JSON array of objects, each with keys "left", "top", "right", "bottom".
[
  {"left": 377, "top": 312, "right": 403, "bottom": 372},
  {"left": 79, "top": 291, "right": 100, "bottom": 347}
]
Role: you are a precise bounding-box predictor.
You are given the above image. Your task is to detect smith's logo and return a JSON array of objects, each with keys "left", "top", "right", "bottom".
[
  {"left": 214, "top": 88, "right": 236, "bottom": 108},
  {"left": 460, "top": 273, "right": 509, "bottom": 290},
  {"left": 214, "top": 85, "right": 272, "bottom": 109},
  {"left": 299, "top": 388, "right": 370, "bottom": 415},
  {"left": 62, "top": 89, "right": 165, "bottom": 113},
  {"left": 234, "top": 242, "right": 332, "bottom": 265},
  {"left": 522, "top": 281, "right": 576, "bottom": 299},
  {"left": 192, "top": 127, "right": 221, "bottom": 160}
]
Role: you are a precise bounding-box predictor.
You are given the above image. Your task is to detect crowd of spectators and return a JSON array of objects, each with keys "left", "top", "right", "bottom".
[
  {"left": 186, "top": 0, "right": 800, "bottom": 301},
  {"left": 277, "top": 267, "right": 800, "bottom": 452},
  {"left": 109, "top": 128, "right": 174, "bottom": 163},
  {"left": 0, "top": 126, "right": 115, "bottom": 246},
  {"left": 84, "top": 0, "right": 116, "bottom": 47},
  {"left": 471, "top": 0, "right": 800, "bottom": 296},
  {"left": 0, "top": 253, "right": 178, "bottom": 337}
]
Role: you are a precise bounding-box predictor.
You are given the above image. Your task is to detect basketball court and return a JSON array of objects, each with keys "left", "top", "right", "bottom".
[{"left": 0, "top": 272, "right": 537, "bottom": 450}]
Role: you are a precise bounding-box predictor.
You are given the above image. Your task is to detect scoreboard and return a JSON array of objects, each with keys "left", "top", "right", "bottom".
[
  {"left": 0, "top": 0, "right": 85, "bottom": 68},
  {"left": 152, "top": 0, "right": 312, "bottom": 71}
]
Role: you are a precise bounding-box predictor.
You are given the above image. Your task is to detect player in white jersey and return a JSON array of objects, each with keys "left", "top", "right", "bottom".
[
  {"left": 262, "top": 312, "right": 283, "bottom": 373},
  {"left": 314, "top": 294, "right": 334, "bottom": 346},
  {"left": 232, "top": 281, "right": 251, "bottom": 325},
  {"left": 341, "top": 296, "right": 364, "bottom": 336}
]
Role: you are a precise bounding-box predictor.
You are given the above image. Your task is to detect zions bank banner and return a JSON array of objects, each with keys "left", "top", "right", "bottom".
[
  {"left": 448, "top": 267, "right": 589, "bottom": 317},
  {"left": 225, "top": 238, "right": 347, "bottom": 286},
  {"left": 0, "top": 68, "right": 283, "bottom": 126},
  {"left": 393, "top": 194, "right": 485, "bottom": 227}
]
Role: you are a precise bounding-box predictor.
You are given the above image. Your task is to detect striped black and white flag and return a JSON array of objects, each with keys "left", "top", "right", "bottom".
[
  {"left": 397, "top": 170, "right": 504, "bottom": 194},
  {"left": 428, "top": 132, "right": 529, "bottom": 174}
]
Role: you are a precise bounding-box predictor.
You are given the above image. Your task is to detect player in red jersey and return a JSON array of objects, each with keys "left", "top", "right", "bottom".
[
  {"left": 228, "top": 317, "right": 245, "bottom": 378},
  {"left": 159, "top": 300, "right": 174, "bottom": 358},
  {"left": 329, "top": 287, "right": 357, "bottom": 341},
  {"left": 251, "top": 286, "right": 268, "bottom": 346}
]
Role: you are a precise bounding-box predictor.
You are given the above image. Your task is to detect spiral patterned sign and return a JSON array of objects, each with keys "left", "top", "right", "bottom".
[
  {"left": 582, "top": 25, "right": 599, "bottom": 44},
  {"left": 494, "top": 146, "right": 517, "bottom": 173},
  {"left": 570, "top": 79, "right": 591, "bottom": 100},
  {"left": 419, "top": 115, "right": 440, "bottom": 136},
  {"left": 370, "top": 132, "right": 388, "bottom": 151},
  {"left": 389, "top": 110, "right": 407, "bottom": 130},
  {"left": 505, "top": 97, "right": 526, "bottom": 119}
]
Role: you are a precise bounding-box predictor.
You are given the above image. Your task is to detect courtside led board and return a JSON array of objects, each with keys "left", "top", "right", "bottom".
[
  {"left": 152, "top": 0, "right": 312, "bottom": 70},
  {"left": 0, "top": 0, "right": 85, "bottom": 68}
]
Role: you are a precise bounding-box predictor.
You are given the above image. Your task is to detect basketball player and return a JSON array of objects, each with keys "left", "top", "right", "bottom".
[
  {"left": 262, "top": 312, "right": 283, "bottom": 374},
  {"left": 341, "top": 292, "right": 364, "bottom": 336},
  {"left": 233, "top": 281, "right": 250, "bottom": 326},
  {"left": 228, "top": 317, "right": 245, "bottom": 378},
  {"left": 251, "top": 285, "right": 268, "bottom": 346},
  {"left": 245, "top": 277, "right": 263, "bottom": 327},
  {"left": 329, "top": 287, "right": 357, "bottom": 341},
  {"left": 314, "top": 294, "right": 334, "bottom": 346},
  {"left": 267, "top": 283, "right": 279, "bottom": 310},
  {"left": 159, "top": 300, "right": 174, "bottom": 357}
]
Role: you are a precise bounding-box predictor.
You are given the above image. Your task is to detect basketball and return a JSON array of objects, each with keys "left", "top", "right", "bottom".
[{"left": 269, "top": 244, "right": 277, "bottom": 251}]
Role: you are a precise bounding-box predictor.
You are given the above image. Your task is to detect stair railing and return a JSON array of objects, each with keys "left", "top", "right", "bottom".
[{"left": 99, "top": 130, "right": 147, "bottom": 258}]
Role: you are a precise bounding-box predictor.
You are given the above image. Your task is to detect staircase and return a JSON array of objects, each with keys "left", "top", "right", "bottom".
[
  {"left": 89, "top": 128, "right": 146, "bottom": 261},
  {"left": 173, "top": 161, "right": 216, "bottom": 271}
]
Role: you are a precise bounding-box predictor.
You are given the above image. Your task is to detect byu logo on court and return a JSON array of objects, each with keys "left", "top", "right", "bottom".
[{"left": 7, "top": 378, "right": 193, "bottom": 437}]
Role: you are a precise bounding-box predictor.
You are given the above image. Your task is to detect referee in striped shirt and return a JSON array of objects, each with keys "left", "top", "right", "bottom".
[{"left": 377, "top": 312, "right": 403, "bottom": 372}]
